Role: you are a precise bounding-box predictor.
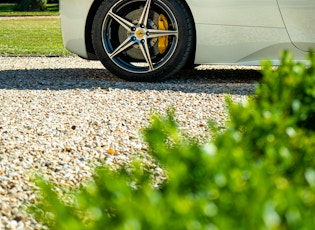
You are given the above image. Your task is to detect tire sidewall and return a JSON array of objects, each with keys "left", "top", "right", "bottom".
[{"left": 92, "top": 0, "right": 194, "bottom": 82}]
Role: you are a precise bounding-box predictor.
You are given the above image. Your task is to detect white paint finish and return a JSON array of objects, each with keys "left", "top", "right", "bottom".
[
  {"left": 60, "top": 0, "right": 93, "bottom": 58},
  {"left": 277, "top": 0, "right": 315, "bottom": 51},
  {"left": 194, "top": 24, "right": 295, "bottom": 64},
  {"left": 59, "top": 0, "right": 315, "bottom": 64},
  {"left": 186, "top": 0, "right": 284, "bottom": 28}
]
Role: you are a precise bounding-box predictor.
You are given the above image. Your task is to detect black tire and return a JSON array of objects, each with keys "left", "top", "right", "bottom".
[{"left": 92, "top": 0, "right": 195, "bottom": 82}]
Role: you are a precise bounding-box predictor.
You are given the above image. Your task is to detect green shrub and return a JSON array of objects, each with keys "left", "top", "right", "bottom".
[
  {"left": 29, "top": 51, "right": 315, "bottom": 229},
  {"left": 14, "top": 0, "right": 46, "bottom": 11}
]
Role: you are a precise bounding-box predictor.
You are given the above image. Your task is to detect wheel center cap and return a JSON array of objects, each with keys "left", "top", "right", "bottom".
[{"left": 135, "top": 29, "right": 146, "bottom": 39}]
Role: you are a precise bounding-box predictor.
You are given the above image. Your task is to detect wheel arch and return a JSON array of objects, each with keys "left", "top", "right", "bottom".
[
  {"left": 84, "top": 0, "right": 104, "bottom": 59},
  {"left": 84, "top": 0, "right": 196, "bottom": 64}
]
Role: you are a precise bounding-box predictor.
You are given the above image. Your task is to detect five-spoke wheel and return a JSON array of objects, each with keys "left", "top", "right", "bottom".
[{"left": 92, "top": 0, "right": 195, "bottom": 81}]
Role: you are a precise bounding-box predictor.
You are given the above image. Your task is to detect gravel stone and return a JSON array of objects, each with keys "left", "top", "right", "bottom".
[{"left": 0, "top": 56, "right": 261, "bottom": 229}]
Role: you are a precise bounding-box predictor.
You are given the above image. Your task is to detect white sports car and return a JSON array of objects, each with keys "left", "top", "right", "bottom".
[{"left": 60, "top": 0, "right": 315, "bottom": 81}]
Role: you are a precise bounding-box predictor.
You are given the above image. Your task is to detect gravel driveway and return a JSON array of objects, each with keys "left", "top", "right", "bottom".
[{"left": 0, "top": 56, "right": 261, "bottom": 229}]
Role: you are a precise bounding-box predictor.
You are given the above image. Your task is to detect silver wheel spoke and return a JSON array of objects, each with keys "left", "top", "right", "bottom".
[
  {"left": 109, "top": 37, "right": 135, "bottom": 58},
  {"left": 108, "top": 10, "right": 134, "bottom": 32},
  {"left": 139, "top": 0, "right": 151, "bottom": 27},
  {"left": 139, "top": 41, "right": 154, "bottom": 71},
  {"left": 102, "top": 0, "right": 180, "bottom": 75},
  {"left": 147, "top": 29, "right": 178, "bottom": 38}
]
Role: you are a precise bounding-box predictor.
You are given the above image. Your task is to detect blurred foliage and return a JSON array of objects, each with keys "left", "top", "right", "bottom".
[
  {"left": 29, "top": 51, "right": 315, "bottom": 229},
  {"left": 14, "top": 0, "right": 47, "bottom": 11},
  {"left": 0, "top": 1, "right": 58, "bottom": 14}
]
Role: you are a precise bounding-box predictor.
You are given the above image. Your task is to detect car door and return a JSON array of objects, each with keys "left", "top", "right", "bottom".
[{"left": 277, "top": 0, "right": 315, "bottom": 51}]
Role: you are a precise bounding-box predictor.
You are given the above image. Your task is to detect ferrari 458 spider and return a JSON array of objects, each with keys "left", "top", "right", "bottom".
[{"left": 60, "top": 0, "right": 315, "bottom": 81}]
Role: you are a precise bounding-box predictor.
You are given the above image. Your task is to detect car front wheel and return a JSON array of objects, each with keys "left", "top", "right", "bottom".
[{"left": 92, "top": 0, "right": 195, "bottom": 82}]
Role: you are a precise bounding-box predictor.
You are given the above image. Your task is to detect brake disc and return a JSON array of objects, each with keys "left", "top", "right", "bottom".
[{"left": 118, "top": 9, "right": 160, "bottom": 61}]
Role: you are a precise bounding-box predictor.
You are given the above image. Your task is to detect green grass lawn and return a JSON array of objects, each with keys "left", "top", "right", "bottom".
[{"left": 0, "top": 17, "right": 71, "bottom": 55}]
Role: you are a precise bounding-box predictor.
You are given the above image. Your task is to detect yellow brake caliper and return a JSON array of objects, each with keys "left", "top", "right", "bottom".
[{"left": 158, "top": 14, "right": 169, "bottom": 54}]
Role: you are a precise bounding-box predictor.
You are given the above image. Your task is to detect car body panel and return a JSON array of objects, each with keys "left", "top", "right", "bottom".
[
  {"left": 60, "top": 0, "right": 315, "bottom": 64},
  {"left": 193, "top": 24, "right": 304, "bottom": 64},
  {"left": 187, "top": 0, "right": 284, "bottom": 28},
  {"left": 187, "top": 0, "right": 307, "bottom": 64},
  {"left": 277, "top": 0, "right": 315, "bottom": 51},
  {"left": 60, "top": 0, "right": 94, "bottom": 58}
]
